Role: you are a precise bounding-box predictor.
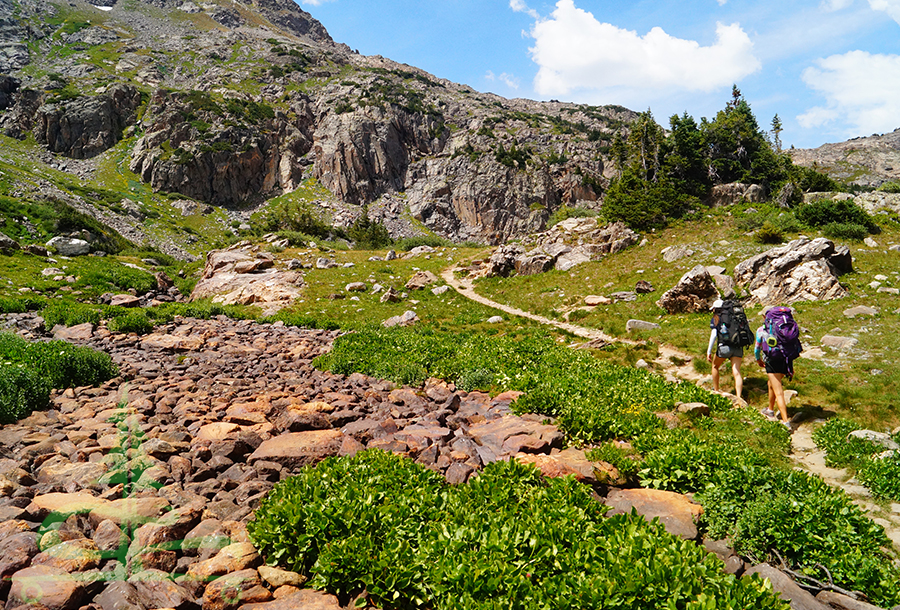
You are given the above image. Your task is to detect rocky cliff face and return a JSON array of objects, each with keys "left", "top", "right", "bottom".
[
  {"left": 0, "top": 0, "right": 634, "bottom": 244},
  {"left": 789, "top": 129, "right": 900, "bottom": 188}
]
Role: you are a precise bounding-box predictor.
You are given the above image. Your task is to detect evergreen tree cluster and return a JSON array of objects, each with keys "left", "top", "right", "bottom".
[{"left": 604, "top": 87, "right": 839, "bottom": 230}]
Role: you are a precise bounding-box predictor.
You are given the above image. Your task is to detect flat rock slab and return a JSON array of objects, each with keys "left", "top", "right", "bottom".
[
  {"left": 468, "top": 416, "right": 564, "bottom": 458},
  {"left": 604, "top": 488, "right": 702, "bottom": 540},
  {"left": 249, "top": 430, "right": 343, "bottom": 468},
  {"left": 141, "top": 333, "right": 205, "bottom": 351},
  {"left": 89, "top": 497, "right": 170, "bottom": 527},
  {"left": 513, "top": 447, "right": 613, "bottom": 484},
  {"left": 31, "top": 492, "right": 111, "bottom": 517},
  {"left": 52, "top": 322, "right": 94, "bottom": 341}
]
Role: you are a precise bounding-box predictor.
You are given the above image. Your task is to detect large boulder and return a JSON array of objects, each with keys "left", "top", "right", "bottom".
[
  {"left": 732, "top": 237, "right": 850, "bottom": 305},
  {"left": 190, "top": 246, "right": 304, "bottom": 314},
  {"left": 46, "top": 236, "right": 90, "bottom": 256},
  {"left": 656, "top": 265, "right": 720, "bottom": 314},
  {"left": 704, "top": 183, "right": 766, "bottom": 207}
]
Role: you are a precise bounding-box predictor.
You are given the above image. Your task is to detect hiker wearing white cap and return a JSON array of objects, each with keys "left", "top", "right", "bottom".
[{"left": 706, "top": 299, "right": 749, "bottom": 399}]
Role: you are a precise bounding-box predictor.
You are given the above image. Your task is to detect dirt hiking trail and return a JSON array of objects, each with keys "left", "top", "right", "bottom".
[{"left": 442, "top": 267, "right": 900, "bottom": 551}]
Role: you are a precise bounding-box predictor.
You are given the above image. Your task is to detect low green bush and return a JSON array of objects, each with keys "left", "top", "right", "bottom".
[
  {"left": 41, "top": 300, "right": 102, "bottom": 328},
  {"left": 107, "top": 310, "right": 154, "bottom": 335},
  {"left": 585, "top": 441, "right": 641, "bottom": 478},
  {"left": 754, "top": 222, "right": 784, "bottom": 244},
  {"left": 250, "top": 450, "right": 789, "bottom": 609},
  {"left": 795, "top": 198, "right": 877, "bottom": 233},
  {"left": 0, "top": 365, "right": 50, "bottom": 423},
  {"left": 857, "top": 453, "right": 900, "bottom": 501},
  {"left": 821, "top": 222, "right": 870, "bottom": 241},
  {"left": 810, "top": 418, "right": 875, "bottom": 467},
  {"left": 0, "top": 296, "right": 46, "bottom": 314},
  {"left": 697, "top": 464, "right": 900, "bottom": 606},
  {"left": 0, "top": 331, "right": 118, "bottom": 389}
]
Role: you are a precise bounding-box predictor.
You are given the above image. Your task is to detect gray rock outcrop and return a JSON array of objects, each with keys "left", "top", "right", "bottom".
[
  {"left": 482, "top": 219, "right": 639, "bottom": 277},
  {"left": 35, "top": 84, "right": 142, "bottom": 159},
  {"left": 657, "top": 266, "right": 719, "bottom": 314},
  {"left": 704, "top": 183, "right": 765, "bottom": 207},
  {"left": 732, "top": 237, "right": 851, "bottom": 306}
]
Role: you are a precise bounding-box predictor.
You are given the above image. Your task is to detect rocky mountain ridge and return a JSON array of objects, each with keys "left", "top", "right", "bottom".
[
  {"left": 0, "top": 0, "right": 634, "bottom": 249},
  {"left": 789, "top": 129, "right": 900, "bottom": 188}
]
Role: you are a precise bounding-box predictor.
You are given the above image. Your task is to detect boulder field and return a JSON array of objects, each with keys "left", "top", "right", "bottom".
[{"left": 0, "top": 314, "right": 884, "bottom": 610}]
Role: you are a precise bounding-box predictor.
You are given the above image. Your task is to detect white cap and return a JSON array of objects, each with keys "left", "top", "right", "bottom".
[{"left": 711, "top": 299, "right": 724, "bottom": 310}]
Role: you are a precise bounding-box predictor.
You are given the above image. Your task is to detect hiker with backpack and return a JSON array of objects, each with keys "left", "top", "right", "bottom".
[
  {"left": 706, "top": 299, "right": 754, "bottom": 399},
  {"left": 755, "top": 306, "right": 803, "bottom": 431}
]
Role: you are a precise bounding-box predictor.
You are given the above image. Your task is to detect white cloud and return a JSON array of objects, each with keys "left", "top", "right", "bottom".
[
  {"left": 298, "top": 0, "right": 335, "bottom": 6},
  {"left": 528, "top": 0, "right": 761, "bottom": 100},
  {"left": 799, "top": 50, "right": 900, "bottom": 135},
  {"left": 500, "top": 73, "right": 521, "bottom": 89},
  {"left": 868, "top": 0, "right": 900, "bottom": 23},
  {"left": 717, "top": 0, "right": 728, "bottom": 5},
  {"left": 485, "top": 71, "right": 521, "bottom": 90},
  {"left": 510, "top": 0, "right": 540, "bottom": 20}
]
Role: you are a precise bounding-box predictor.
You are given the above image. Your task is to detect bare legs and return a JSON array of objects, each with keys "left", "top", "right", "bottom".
[
  {"left": 709, "top": 355, "right": 744, "bottom": 399},
  {"left": 767, "top": 372, "right": 789, "bottom": 424}
]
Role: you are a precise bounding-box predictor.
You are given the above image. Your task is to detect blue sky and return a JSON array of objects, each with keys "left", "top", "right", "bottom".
[{"left": 297, "top": 0, "right": 900, "bottom": 149}]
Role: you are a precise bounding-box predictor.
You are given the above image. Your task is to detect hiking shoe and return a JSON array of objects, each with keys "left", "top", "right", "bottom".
[
  {"left": 782, "top": 420, "right": 792, "bottom": 432},
  {"left": 761, "top": 408, "right": 776, "bottom": 419}
]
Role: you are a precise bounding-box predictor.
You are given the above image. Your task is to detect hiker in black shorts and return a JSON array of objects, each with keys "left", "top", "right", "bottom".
[
  {"left": 706, "top": 299, "right": 744, "bottom": 399},
  {"left": 755, "top": 306, "right": 801, "bottom": 431}
]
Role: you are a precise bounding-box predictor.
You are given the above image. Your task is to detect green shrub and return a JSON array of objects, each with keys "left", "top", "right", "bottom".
[
  {"left": 811, "top": 418, "right": 876, "bottom": 467},
  {"left": 795, "top": 198, "right": 877, "bottom": 233},
  {"left": 249, "top": 451, "right": 789, "bottom": 609},
  {"left": 728, "top": 470, "right": 898, "bottom": 605},
  {"left": 0, "top": 365, "right": 50, "bottom": 423},
  {"left": 107, "top": 310, "right": 154, "bottom": 335},
  {"left": 754, "top": 222, "right": 784, "bottom": 244},
  {"left": 0, "top": 296, "right": 46, "bottom": 314},
  {"left": 857, "top": 453, "right": 900, "bottom": 501},
  {"left": 41, "top": 301, "right": 101, "bottom": 328},
  {"left": 821, "top": 222, "right": 870, "bottom": 241},
  {"left": 314, "top": 328, "right": 730, "bottom": 444},
  {"left": 697, "top": 464, "right": 900, "bottom": 607},
  {"left": 0, "top": 332, "right": 116, "bottom": 421},
  {"left": 877, "top": 180, "right": 900, "bottom": 193},
  {"left": 263, "top": 200, "right": 333, "bottom": 238},
  {"left": 348, "top": 211, "right": 392, "bottom": 250}
]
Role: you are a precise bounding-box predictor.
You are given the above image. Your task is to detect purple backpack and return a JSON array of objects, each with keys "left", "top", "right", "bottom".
[{"left": 762, "top": 307, "right": 802, "bottom": 377}]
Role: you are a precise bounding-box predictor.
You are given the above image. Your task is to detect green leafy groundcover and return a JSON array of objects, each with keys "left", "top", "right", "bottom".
[
  {"left": 813, "top": 417, "right": 900, "bottom": 503},
  {"left": 0, "top": 331, "right": 118, "bottom": 423},
  {"left": 637, "top": 428, "right": 900, "bottom": 606},
  {"left": 249, "top": 450, "right": 788, "bottom": 610},
  {"left": 312, "top": 327, "right": 900, "bottom": 606},
  {"left": 313, "top": 327, "right": 731, "bottom": 444}
]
